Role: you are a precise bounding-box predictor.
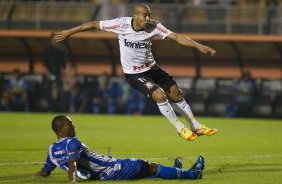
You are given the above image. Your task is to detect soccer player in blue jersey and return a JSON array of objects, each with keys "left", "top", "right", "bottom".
[{"left": 36, "top": 115, "right": 205, "bottom": 183}]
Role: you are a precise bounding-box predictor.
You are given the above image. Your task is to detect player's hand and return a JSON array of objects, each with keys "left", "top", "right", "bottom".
[
  {"left": 197, "top": 44, "right": 216, "bottom": 56},
  {"left": 34, "top": 168, "right": 50, "bottom": 177},
  {"left": 54, "top": 30, "right": 71, "bottom": 42},
  {"left": 34, "top": 171, "right": 41, "bottom": 177}
]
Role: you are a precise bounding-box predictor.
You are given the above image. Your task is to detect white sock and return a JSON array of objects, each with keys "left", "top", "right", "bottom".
[
  {"left": 157, "top": 100, "right": 185, "bottom": 132},
  {"left": 171, "top": 98, "right": 201, "bottom": 131}
]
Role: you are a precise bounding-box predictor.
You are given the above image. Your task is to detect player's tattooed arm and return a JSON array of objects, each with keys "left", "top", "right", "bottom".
[{"left": 54, "top": 21, "right": 101, "bottom": 42}]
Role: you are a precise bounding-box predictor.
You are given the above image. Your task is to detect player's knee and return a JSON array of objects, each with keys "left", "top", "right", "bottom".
[
  {"left": 149, "top": 163, "right": 159, "bottom": 175},
  {"left": 152, "top": 88, "right": 167, "bottom": 103},
  {"left": 168, "top": 85, "right": 183, "bottom": 101}
]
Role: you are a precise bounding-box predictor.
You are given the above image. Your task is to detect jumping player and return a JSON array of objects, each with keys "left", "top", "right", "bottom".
[
  {"left": 54, "top": 4, "right": 217, "bottom": 141},
  {"left": 35, "top": 115, "right": 205, "bottom": 183}
]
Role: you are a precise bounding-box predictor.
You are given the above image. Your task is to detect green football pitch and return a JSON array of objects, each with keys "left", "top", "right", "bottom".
[{"left": 0, "top": 112, "right": 281, "bottom": 184}]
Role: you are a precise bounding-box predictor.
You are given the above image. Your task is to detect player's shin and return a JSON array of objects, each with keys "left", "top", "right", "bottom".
[
  {"left": 171, "top": 98, "right": 200, "bottom": 130},
  {"left": 157, "top": 100, "right": 185, "bottom": 132},
  {"left": 155, "top": 165, "right": 178, "bottom": 179},
  {"left": 155, "top": 165, "right": 200, "bottom": 179}
]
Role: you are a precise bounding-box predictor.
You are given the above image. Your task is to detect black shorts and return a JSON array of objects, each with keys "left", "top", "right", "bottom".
[
  {"left": 125, "top": 64, "right": 177, "bottom": 98},
  {"left": 133, "top": 160, "right": 151, "bottom": 179}
]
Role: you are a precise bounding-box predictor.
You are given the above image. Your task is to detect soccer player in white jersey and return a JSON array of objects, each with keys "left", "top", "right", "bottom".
[
  {"left": 54, "top": 4, "right": 217, "bottom": 141},
  {"left": 36, "top": 115, "right": 205, "bottom": 183}
]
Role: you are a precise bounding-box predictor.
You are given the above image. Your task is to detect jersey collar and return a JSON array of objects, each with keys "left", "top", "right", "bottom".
[{"left": 56, "top": 137, "right": 68, "bottom": 143}]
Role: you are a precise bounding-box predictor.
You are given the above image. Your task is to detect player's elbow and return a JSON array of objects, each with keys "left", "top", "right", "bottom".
[
  {"left": 89, "top": 21, "right": 100, "bottom": 30},
  {"left": 176, "top": 34, "right": 195, "bottom": 47},
  {"left": 80, "top": 21, "right": 100, "bottom": 31}
]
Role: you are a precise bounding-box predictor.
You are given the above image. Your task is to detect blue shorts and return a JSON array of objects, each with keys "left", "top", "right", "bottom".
[{"left": 100, "top": 158, "right": 151, "bottom": 180}]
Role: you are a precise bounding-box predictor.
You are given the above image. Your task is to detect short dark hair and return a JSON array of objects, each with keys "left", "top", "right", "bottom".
[
  {"left": 133, "top": 3, "right": 151, "bottom": 14},
  {"left": 51, "top": 115, "right": 66, "bottom": 134}
]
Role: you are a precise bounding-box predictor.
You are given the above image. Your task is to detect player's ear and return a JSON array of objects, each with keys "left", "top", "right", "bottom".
[{"left": 58, "top": 124, "right": 65, "bottom": 135}]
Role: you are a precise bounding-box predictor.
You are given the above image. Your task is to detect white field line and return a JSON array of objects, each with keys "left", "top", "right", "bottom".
[{"left": 1, "top": 154, "right": 282, "bottom": 167}]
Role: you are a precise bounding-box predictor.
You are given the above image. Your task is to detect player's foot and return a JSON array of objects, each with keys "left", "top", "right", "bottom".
[
  {"left": 190, "top": 156, "right": 205, "bottom": 179},
  {"left": 173, "top": 157, "right": 182, "bottom": 169},
  {"left": 178, "top": 127, "right": 198, "bottom": 141},
  {"left": 190, "top": 155, "right": 205, "bottom": 171},
  {"left": 193, "top": 124, "right": 217, "bottom": 136}
]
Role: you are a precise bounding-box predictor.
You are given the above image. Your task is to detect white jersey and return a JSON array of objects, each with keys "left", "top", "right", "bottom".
[{"left": 100, "top": 17, "right": 172, "bottom": 74}]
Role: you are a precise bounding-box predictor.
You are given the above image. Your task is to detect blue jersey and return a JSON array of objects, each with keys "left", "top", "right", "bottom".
[{"left": 43, "top": 137, "right": 147, "bottom": 180}]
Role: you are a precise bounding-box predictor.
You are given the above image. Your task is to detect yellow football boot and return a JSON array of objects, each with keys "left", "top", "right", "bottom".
[
  {"left": 193, "top": 124, "right": 218, "bottom": 136},
  {"left": 178, "top": 127, "right": 198, "bottom": 141}
]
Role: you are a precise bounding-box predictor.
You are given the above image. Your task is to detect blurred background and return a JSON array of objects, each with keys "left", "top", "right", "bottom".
[{"left": 0, "top": 0, "right": 281, "bottom": 118}]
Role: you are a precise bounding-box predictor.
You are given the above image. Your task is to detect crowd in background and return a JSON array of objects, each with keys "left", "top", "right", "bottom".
[
  {"left": 0, "top": 34, "right": 274, "bottom": 117},
  {"left": 1, "top": 59, "right": 281, "bottom": 118},
  {"left": 0, "top": 37, "right": 259, "bottom": 117},
  {"left": 0, "top": 68, "right": 146, "bottom": 115},
  {"left": 0, "top": 1, "right": 281, "bottom": 117},
  {"left": 0, "top": 65, "right": 263, "bottom": 118},
  {"left": 0, "top": 35, "right": 146, "bottom": 115}
]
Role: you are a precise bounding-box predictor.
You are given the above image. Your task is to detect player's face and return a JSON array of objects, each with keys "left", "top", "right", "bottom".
[
  {"left": 61, "top": 117, "right": 76, "bottom": 137},
  {"left": 134, "top": 7, "right": 151, "bottom": 29}
]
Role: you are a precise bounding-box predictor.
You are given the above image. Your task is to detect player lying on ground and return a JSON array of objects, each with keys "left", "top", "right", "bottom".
[
  {"left": 54, "top": 3, "right": 217, "bottom": 141},
  {"left": 35, "top": 115, "right": 205, "bottom": 183}
]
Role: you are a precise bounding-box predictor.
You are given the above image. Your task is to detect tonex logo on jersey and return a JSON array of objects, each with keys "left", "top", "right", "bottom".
[{"left": 124, "top": 39, "right": 150, "bottom": 49}]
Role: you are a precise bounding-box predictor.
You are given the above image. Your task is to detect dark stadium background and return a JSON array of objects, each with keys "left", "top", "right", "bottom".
[{"left": 0, "top": 0, "right": 281, "bottom": 118}]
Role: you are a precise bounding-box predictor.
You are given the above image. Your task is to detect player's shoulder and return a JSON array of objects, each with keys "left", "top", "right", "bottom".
[
  {"left": 102, "top": 17, "right": 131, "bottom": 29},
  {"left": 108, "top": 17, "right": 131, "bottom": 23},
  {"left": 151, "top": 19, "right": 160, "bottom": 25},
  {"left": 52, "top": 137, "right": 81, "bottom": 145},
  {"left": 145, "top": 19, "right": 161, "bottom": 33},
  {"left": 118, "top": 17, "right": 132, "bottom": 25},
  {"left": 65, "top": 137, "right": 84, "bottom": 150},
  {"left": 119, "top": 17, "right": 131, "bottom": 21}
]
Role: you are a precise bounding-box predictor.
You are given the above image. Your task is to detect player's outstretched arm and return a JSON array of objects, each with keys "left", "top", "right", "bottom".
[
  {"left": 167, "top": 32, "right": 216, "bottom": 56},
  {"left": 54, "top": 21, "right": 101, "bottom": 42},
  {"left": 68, "top": 158, "right": 77, "bottom": 183},
  {"left": 35, "top": 168, "right": 51, "bottom": 177}
]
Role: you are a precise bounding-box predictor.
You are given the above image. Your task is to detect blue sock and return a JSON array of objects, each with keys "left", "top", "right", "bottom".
[
  {"left": 155, "top": 165, "right": 198, "bottom": 179},
  {"left": 178, "top": 169, "right": 199, "bottom": 179}
]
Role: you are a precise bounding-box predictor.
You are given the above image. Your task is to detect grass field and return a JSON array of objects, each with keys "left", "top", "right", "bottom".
[{"left": 0, "top": 112, "right": 281, "bottom": 184}]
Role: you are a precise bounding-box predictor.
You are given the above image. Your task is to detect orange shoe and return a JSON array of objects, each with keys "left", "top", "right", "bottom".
[
  {"left": 178, "top": 127, "right": 198, "bottom": 141},
  {"left": 193, "top": 124, "right": 218, "bottom": 136}
]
